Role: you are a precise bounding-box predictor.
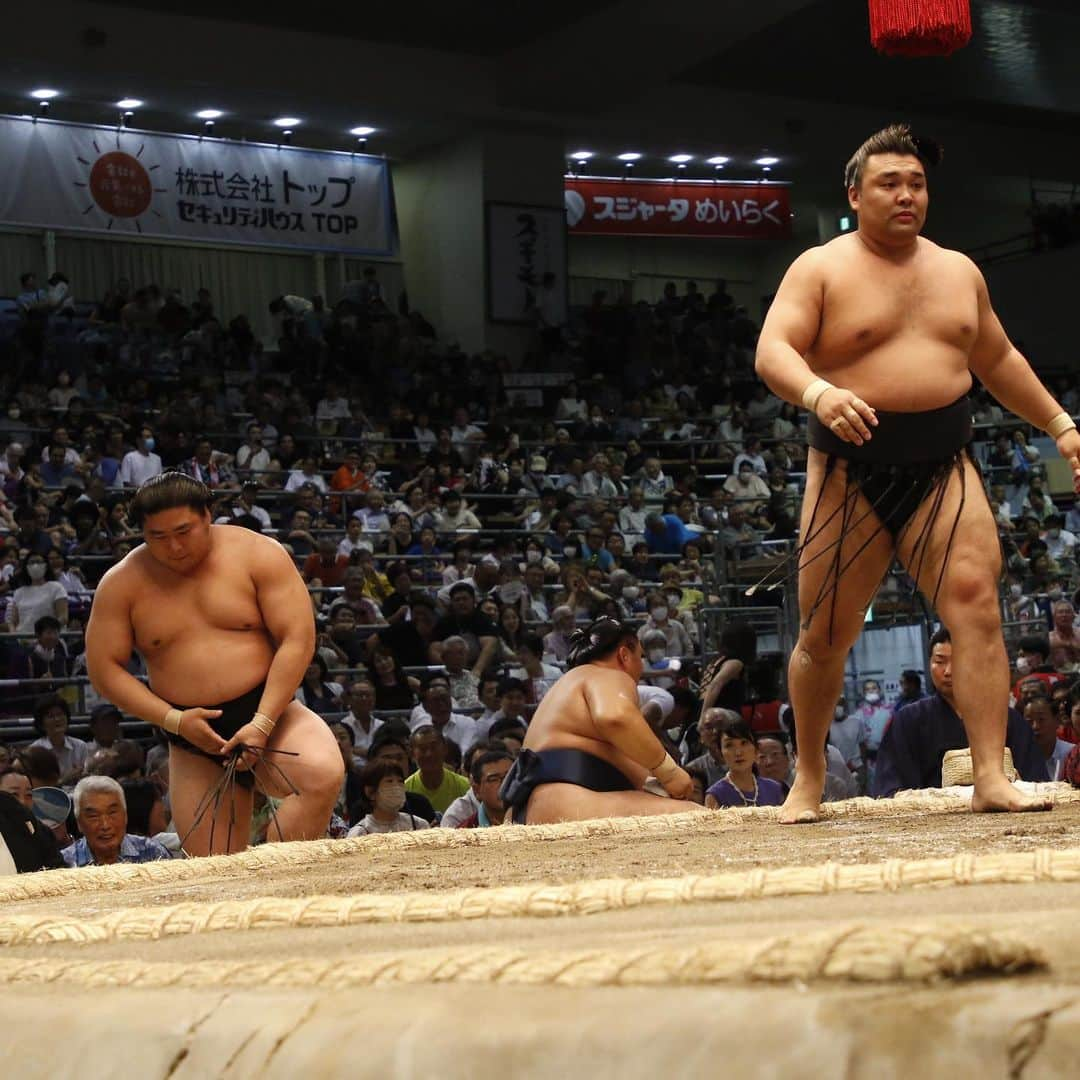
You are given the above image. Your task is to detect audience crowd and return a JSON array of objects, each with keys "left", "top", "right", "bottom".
[{"left": 2, "top": 266, "right": 1080, "bottom": 870}]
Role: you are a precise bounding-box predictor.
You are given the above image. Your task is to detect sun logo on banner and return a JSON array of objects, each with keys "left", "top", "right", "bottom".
[{"left": 73, "top": 135, "right": 168, "bottom": 232}]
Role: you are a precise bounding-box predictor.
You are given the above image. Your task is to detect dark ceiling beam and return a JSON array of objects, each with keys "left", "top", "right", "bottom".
[{"left": 496, "top": 0, "right": 819, "bottom": 111}]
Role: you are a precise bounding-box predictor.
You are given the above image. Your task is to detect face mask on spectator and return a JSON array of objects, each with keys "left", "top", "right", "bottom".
[
  {"left": 1049, "top": 588, "right": 1063, "bottom": 601},
  {"left": 835, "top": 704, "right": 846, "bottom": 719},
  {"left": 864, "top": 691, "right": 880, "bottom": 705},
  {"left": 1015, "top": 656, "right": 1031, "bottom": 675},
  {"left": 7, "top": 407, "right": 20, "bottom": 420},
  {"left": 143, "top": 437, "right": 156, "bottom": 451},
  {"left": 666, "top": 592, "right": 681, "bottom": 607},
  {"left": 526, "top": 549, "right": 542, "bottom": 564},
  {"left": 564, "top": 545, "right": 578, "bottom": 559},
  {"left": 1010, "top": 584, "right": 1023, "bottom": 597},
  {"left": 27, "top": 561, "right": 46, "bottom": 581},
  {"left": 622, "top": 586, "right": 639, "bottom": 600},
  {"left": 651, "top": 605, "right": 668, "bottom": 622},
  {"left": 647, "top": 648, "right": 666, "bottom": 663},
  {"left": 375, "top": 782, "right": 406, "bottom": 814}
]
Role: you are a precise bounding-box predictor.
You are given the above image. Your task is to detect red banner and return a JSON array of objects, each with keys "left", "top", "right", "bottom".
[{"left": 564, "top": 178, "right": 791, "bottom": 239}]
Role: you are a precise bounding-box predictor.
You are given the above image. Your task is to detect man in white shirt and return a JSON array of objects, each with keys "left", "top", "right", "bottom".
[
  {"left": 340, "top": 679, "right": 383, "bottom": 764},
  {"left": 1044, "top": 514, "right": 1076, "bottom": 565},
  {"left": 337, "top": 516, "right": 373, "bottom": 558},
  {"left": 581, "top": 453, "right": 619, "bottom": 498},
  {"left": 722, "top": 460, "right": 772, "bottom": 504},
  {"left": 216, "top": 482, "right": 273, "bottom": 531},
  {"left": 284, "top": 456, "right": 328, "bottom": 494},
  {"left": 449, "top": 407, "right": 484, "bottom": 466},
  {"left": 639, "top": 459, "right": 673, "bottom": 501},
  {"left": 353, "top": 489, "right": 391, "bottom": 538},
  {"left": 433, "top": 490, "right": 482, "bottom": 535},
  {"left": 117, "top": 427, "right": 163, "bottom": 488},
  {"left": 235, "top": 422, "right": 272, "bottom": 478},
  {"left": 315, "top": 382, "right": 352, "bottom": 426},
  {"left": 409, "top": 676, "right": 484, "bottom": 753}
]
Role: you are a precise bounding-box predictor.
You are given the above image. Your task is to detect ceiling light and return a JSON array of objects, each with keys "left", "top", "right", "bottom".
[
  {"left": 762, "top": 166, "right": 772, "bottom": 173},
  {"left": 273, "top": 116, "right": 301, "bottom": 127},
  {"left": 570, "top": 151, "right": 594, "bottom": 161},
  {"left": 617, "top": 152, "right": 642, "bottom": 162},
  {"left": 116, "top": 98, "right": 143, "bottom": 109},
  {"left": 755, "top": 156, "right": 779, "bottom": 166},
  {"left": 350, "top": 126, "right": 376, "bottom": 137},
  {"left": 196, "top": 109, "right": 224, "bottom": 120},
  {"left": 669, "top": 154, "right": 693, "bottom": 164},
  {"left": 707, "top": 156, "right": 730, "bottom": 166},
  {"left": 30, "top": 88, "right": 60, "bottom": 100}
]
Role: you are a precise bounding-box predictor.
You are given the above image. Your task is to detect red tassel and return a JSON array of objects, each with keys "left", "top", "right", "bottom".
[{"left": 868, "top": 0, "right": 972, "bottom": 57}]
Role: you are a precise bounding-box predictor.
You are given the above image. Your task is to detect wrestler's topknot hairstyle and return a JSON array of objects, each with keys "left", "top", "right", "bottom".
[
  {"left": 129, "top": 470, "right": 212, "bottom": 527},
  {"left": 566, "top": 617, "right": 640, "bottom": 670},
  {"left": 844, "top": 123, "right": 943, "bottom": 190}
]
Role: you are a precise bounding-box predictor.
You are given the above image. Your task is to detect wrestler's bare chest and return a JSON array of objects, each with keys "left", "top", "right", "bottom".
[
  {"left": 808, "top": 239, "right": 980, "bottom": 408},
  {"left": 128, "top": 552, "right": 266, "bottom": 657}
]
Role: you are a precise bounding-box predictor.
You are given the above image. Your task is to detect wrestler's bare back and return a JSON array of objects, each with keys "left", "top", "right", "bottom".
[
  {"left": 524, "top": 666, "right": 649, "bottom": 788},
  {"left": 96, "top": 525, "right": 281, "bottom": 704},
  {"left": 804, "top": 233, "right": 981, "bottom": 411}
]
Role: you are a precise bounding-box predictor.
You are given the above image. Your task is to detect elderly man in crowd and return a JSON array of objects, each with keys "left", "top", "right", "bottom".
[{"left": 61, "top": 776, "right": 172, "bottom": 866}]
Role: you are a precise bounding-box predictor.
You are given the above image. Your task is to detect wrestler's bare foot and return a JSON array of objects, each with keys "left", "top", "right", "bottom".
[
  {"left": 778, "top": 772, "right": 824, "bottom": 824},
  {"left": 971, "top": 775, "right": 1053, "bottom": 814}
]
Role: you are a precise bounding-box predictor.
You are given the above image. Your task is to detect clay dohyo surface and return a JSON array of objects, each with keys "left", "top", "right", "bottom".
[{"left": 5, "top": 801, "right": 1080, "bottom": 1078}]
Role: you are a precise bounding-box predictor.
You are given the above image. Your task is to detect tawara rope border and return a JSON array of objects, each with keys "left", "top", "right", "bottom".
[
  {"left": 0, "top": 924, "right": 1044, "bottom": 988},
  {"left": 2, "top": 787, "right": 1076, "bottom": 905},
  {"left": 3, "top": 847, "right": 1079, "bottom": 948}
]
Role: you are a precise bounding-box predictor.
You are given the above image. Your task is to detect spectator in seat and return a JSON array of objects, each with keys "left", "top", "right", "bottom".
[
  {"left": 12, "top": 615, "right": 70, "bottom": 682},
  {"left": 638, "top": 592, "right": 693, "bottom": 658},
  {"left": 0, "top": 772, "right": 63, "bottom": 874},
  {"left": 1011, "top": 635, "right": 1062, "bottom": 703},
  {"left": 62, "top": 776, "right": 171, "bottom": 866},
  {"left": 543, "top": 605, "right": 576, "bottom": 663},
  {"left": 429, "top": 581, "right": 499, "bottom": 675},
  {"left": 1049, "top": 601, "right": 1080, "bottom": 671},
  {"left": 439, "top": 635, "right": 481, "bottom": 709},
  {"left": 235, "top": 423, "right": 271, "bottom": 479},
  {"left": 457, "top": 749, "right": 513, "bottom": 828},
  {"left": 303, "top": 536, "right": 350, "bottom": 589},
  {"left": 723, "top": 459, "right": 771, "bottom": 505},
  {"left": 404, "top": 726, "right": 471, "bottom": 815},
  {"left": 872, "top": 627, "right": 1046, "bottom": 797},
  {"left": 118, "top": 426, "right": 163, "bottom": 488},
  {"left": 365, "top": 730, "right": 435, "bottom": 822},
  {"left": 86, "top": 703, "right": 123, "bottom": 755},
  {"left": 643, "top": 512, "right": 699, "bottom": 558},
  {"left": 510, "top": 633, "right": 562, "bottom": 704},
  {"left": 368, "top": 646, "right": 420, "bottom": 713},
  {"left": 1025, "top": 694, "right": 1073, "bottom": 781},
  {"left": 294, "top": 653, "right": 343, "bottom": 717},
  {"left": 683, "top": 708, "right": 731, "bottom": 787},
  {"left": 347, "top": 760, "right": 430, "bottom": 836},
  {"left": 341, "top": 679, "right": 383, "bottom": 763},
  {"left": 29, "top": 695, "right": 87, "bottom": 786},
  {"left": 434, "top": 489, "right": 482, "bottom": 536},
  {"left": 285, "top": 455, "right": 328, "bottom": 495},
  {"left": 704, "top": 714, "right": 785, "bottom": 809},
  {"left": 8, "top": 552, "right": 69, "bottom": 633}
]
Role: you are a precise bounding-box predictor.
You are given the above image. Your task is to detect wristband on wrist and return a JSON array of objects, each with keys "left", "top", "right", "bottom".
[
  {"left": 250, "top": 712, "right": 276, "bottom": 738},
  {"left": 652, "top": 752, "right": 681, "bottom": 786},
  {"left": 801, "top": 378, "right": 834, "bottom": 413},
  {"left": 1046, "top": 411, "right": 1077, "bottom": 440},
  {"left": 162, "top": 708, "right": 183, "bottom": 735}
]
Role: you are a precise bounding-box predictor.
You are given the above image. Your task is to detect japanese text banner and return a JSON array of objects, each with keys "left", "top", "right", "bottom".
[
  {"left": 0, "top": 116, "right": 393, "bottom": 254},
  {"left": 564, "top": 178, "right": 790, "bottom": 239}
]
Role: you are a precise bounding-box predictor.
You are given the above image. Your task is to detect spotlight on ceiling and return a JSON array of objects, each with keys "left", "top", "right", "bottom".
[
  {"left": 196, "top": 109, "right": 224, "bottom": 120},
  {"left": 30, "top": 88, "right": 60, "bottom": 100},
  {"left": 706, "top": 156, "right": 730, "bottom": 166},
  {"left": 755, "top": 156, "right": 780, "bottom": 166},
  {"left": 617, "top": 152, "right": 642, "bottom": 162},
  {"left": 669, "top": 154, "right": 693, "bottom": 164},
  {"left": 116, "top": 98, "right": 143, "bottom": 109},
  {"left": 570, "top": 151, "right": 594, "bottom": 161},
  {"left": 350, "top": 126, "right": 376, "bottom": 137},
  {"left": 273, "top": 116, "right": 301, "bottom": 128}
]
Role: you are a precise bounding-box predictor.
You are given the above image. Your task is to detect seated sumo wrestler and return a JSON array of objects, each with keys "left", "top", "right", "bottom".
[{"left": 499, "top": 617, "right": 707, "bottom": 824}]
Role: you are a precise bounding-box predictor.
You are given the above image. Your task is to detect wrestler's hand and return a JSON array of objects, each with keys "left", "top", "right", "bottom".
[
  {"left": 816, "top": 388, "right": 878, "bottom": 447},
  {"left": 175, "top": 709, "right": 226, "bottom": 756},
  {"left": 1055, "top": 429, "right": 1080, "bottom": 493},
  {"left": 662, "top": 766, "right": 694, "bottom": 801},
  {"left": 221, "top": 721, "right": 269, "bottom": 772}
]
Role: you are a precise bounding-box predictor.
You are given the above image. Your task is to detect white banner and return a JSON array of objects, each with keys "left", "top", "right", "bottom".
[
  {"left": 0, "top": 115, "right": 393, "bottom": 255},
  {"left": 486, "top": 202, "right": 567, "bottom": 325}
]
